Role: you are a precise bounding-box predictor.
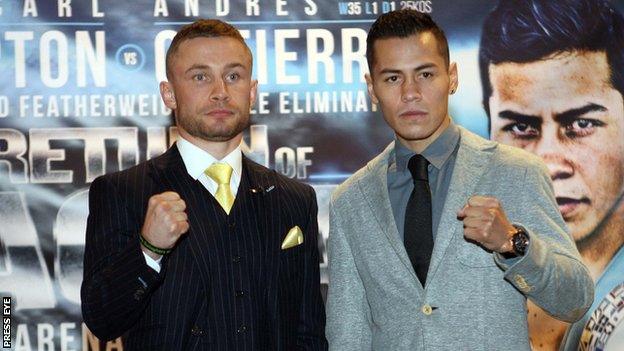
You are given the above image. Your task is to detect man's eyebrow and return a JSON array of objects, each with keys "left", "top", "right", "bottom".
[
  {"left": 413, "top": 63, "right": 437, "bottom": 71},
  {"left": 224, "top": 62, "right": 246, "bottom": 70},
  {"left": 378, "top": 68, "right": 401, "bottom": 75},
  {"left": 377, "top": 63, "right": 437, "bottom": 75},
  {"left": 555, "top": 103, "right": 607, "bottom": 124},
  {"left": 185, "top": 63, "right": 247, "bottom": 74},
  {"left": 185, "top": 64, "right": 210, "bottom": 74},
  {"left": 497, "top": 110, "right": 541, "bottom": 124}
]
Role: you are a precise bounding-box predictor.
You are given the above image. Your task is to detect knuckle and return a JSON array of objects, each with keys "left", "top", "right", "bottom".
[
  {"left": 169, "top": 223, "right": 178, "bottom": 233},
  {"left": 484, "top": 220, "right": 492, "bottom": 230},
  {"left": 160, "top": 201, "right": 171, "bottom": 212},
  {"left": 154, "top": 198, "right": 163, "bottom": 208},
  {"left": 179, "top": 224, "right": 186, "bottom": 232},
  {"left": 148, "top": 196, "right": 159, "bottom": 207}
]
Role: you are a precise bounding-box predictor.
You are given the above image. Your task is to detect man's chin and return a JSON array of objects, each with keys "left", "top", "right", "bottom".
[
  {"left": 571, "top": 222, "right": 605, "bottom": 250},
  {"left": 568, "top": 222, "right": 592, "bottom": 241},
  {"left": 192, "top": 123, "right": 248, "bottom": 142},
  {"left": 396, "top": 129, "right": 437, "bottom": 144},
  {"left": 198, "top": 131, "right": 240, "bottom": 142}
]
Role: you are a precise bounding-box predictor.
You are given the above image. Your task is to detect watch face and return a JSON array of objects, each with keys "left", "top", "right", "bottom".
[{"left": 513, "top": 230, "right": 529, "bottom": 255}]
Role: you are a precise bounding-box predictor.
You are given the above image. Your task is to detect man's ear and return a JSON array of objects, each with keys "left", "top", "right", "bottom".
[
  {"left": 365, "top": 73, "right": 379, "bottom": 105},
  {"left": 160, "top": 81, "right": 177, "bottom": 110},
  {"left": 249, "top": 79, "right": 258, "bottom": 107},
  {"left": 448, "top": 62, "right": 458, "bottom": 94}
]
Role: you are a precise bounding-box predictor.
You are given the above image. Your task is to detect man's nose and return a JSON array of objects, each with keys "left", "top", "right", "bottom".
[
  {"left": 210, "top": 79, "right": 230, "bottom": 101},
  {"left": 533, "top": 130, "right": 574, "bottom": 181},
  {"left": 401, "top": 80, "right": 422, "bottom": 102}
]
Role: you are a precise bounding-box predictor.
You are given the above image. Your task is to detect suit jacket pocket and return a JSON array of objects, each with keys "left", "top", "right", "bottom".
[
  {"left": 279, "top": 244, "right": 304, "bottom": 279},
  {"left": 456, "top": 239, "right": 497, "bottom": 268},
  {"left": 280, "top": 240, "right": 304, "bottom": 257}
]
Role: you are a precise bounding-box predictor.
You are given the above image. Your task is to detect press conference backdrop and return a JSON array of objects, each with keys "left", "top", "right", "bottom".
[{"left": 1, "top": 1, "right": 623, "bottom": 350}]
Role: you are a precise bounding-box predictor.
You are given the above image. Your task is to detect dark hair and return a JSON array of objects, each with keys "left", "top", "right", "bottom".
[
  {"left": 166, "top": 19, "right": 251, "bottom": 79},
  {"left": 366, "top": 9, "right": 449, "bottom": 72},
  {"left": 479, "top": 0, "right": 624, "bottom": 121}
]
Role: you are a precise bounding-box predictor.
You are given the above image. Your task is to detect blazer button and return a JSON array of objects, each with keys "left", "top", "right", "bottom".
[
  {"left": 133, "top": 288, "right": 145, "bottom": 301},
  {"left": 232, "top": 255, "right": 242, "bottom": 263},
  {"left": 235, "top": 290, "right": 245, "bottom": 297},
  {"left": 237, "top": 325, "right": 247, "bottom": 333},
  {"left": 422, "top": 304, "right": 433, "bottom": 315},
  {"left": 191, "top": 325, "right": 205, "bottom": 336}
]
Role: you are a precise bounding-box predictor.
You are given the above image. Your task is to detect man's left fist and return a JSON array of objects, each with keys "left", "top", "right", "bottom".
[{"left": 457, "top": 195, "right": 516, "bottom": 253}]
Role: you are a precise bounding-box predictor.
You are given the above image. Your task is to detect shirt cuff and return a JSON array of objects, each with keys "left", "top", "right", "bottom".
[{"left": 142, "top": 251, "right": 162, "bottom": 273}]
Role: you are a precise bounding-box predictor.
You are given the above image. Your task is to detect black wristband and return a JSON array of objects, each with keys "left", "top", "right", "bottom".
[{"left": 139, "top": 234, "right": 171, "bottom": 256}]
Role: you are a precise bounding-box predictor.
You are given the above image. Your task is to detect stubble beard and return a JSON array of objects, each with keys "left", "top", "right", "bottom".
[
  {"left": 178, "top": 111, "right": 250, "bottom": 142},
  {"left": 394, "top": 114, "right": 449, "bottom": 145}
]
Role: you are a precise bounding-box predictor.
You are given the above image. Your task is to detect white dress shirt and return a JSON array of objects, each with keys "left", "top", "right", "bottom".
[{"left": 143, "top": 136, "right": 243, "bottom": 272}]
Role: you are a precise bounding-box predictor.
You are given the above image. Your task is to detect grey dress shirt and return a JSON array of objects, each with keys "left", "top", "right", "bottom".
[{"left": 387, "top": 122, "right": 460, "bottom": 240}]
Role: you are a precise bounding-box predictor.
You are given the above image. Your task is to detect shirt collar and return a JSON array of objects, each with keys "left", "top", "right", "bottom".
[
  {"left": 393, "top": 122, "right": 460, "bottom": 172},
  {"left": 176, "top": 136, "right": 243, "bottom": 181}
]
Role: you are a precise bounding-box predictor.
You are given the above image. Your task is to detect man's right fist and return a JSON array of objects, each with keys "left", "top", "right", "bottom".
[{"left": 140, "top": 191, "right": 189, "bottom": 258}]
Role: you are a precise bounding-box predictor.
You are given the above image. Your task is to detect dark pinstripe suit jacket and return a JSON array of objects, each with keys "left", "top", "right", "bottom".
[{"left": 81, "top": 145, "right": 327, "bottom": 350}]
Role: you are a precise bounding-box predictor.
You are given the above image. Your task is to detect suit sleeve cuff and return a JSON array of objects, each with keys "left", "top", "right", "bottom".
[
  {"left": 494, "top": 225, "right": 546, "bottom": 294},
  {"left": 104, "top": 235, "right": 164, "bottom": 294}
]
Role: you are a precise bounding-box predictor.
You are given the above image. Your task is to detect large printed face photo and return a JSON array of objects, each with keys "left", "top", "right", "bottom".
[
  {"left": 481, "top": 0, "right": 624, "bottom": 349},
  {"left": 488, "top": 50, "right": 624, "bottom": 249}
]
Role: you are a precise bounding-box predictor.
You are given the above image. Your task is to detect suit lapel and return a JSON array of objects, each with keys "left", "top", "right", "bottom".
[
  {"left": 427, "top": 127, "right": 496, "bottom": 281},
  {"left": 242, "top": 155, "right": 279, "bottom": 243},
  {"left": 357, "top": 143, "right": 419, "bottom": 282}
]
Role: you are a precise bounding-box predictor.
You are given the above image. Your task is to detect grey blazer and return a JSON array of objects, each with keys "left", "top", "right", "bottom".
[{"left": 326, "top": 127, "right": 593, "bottom": 351}]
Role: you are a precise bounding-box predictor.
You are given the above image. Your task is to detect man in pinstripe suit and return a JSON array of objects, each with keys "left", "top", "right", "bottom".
[{"left": 81, "top": 19, "right": 327, "bottom": 350}]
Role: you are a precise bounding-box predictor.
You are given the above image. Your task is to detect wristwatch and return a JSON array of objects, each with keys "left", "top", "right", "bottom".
[{"left": 509, "top": 225, "right": 529, "bottom": 256}]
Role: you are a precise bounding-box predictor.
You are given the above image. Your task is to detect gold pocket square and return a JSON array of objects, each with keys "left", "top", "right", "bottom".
[{"left": 281, "top": 226, "right": 304, "bottom": 250}]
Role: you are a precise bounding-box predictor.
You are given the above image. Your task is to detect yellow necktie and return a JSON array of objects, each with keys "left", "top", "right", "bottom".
[{"left": 204, "top": 163, "right": 235, "bottom": 214}]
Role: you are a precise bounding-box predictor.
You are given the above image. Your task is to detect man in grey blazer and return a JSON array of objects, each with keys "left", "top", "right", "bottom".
[{"left": 326, "top": 10, "right": 594, "bottom": 350}]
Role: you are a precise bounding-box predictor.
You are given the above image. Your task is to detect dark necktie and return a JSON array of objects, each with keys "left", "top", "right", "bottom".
[{"left": 404, "top": 154, "right": 434, "bottom": 286}]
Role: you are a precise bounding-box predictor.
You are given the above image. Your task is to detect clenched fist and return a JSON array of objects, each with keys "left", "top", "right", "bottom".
[
  {"left": 140, "top": 191, "right": 189, "bottom": 259},
  {"left": 457, "top": 195, "right": 515, "bottom": 253}
]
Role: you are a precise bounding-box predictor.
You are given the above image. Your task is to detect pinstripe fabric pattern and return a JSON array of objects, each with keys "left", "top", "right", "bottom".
[{"left": 81, "top": 145, "right": 328, "bottom": 350}]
